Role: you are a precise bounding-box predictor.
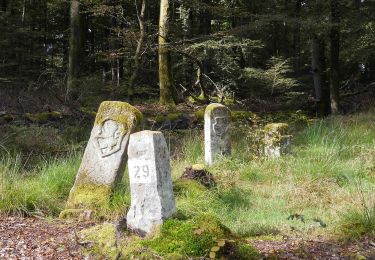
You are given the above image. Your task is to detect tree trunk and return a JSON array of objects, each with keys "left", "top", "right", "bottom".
[
  {"left": 312, "top": 35, "right": 330, "bottom": 116},
  {"left": 67, "top": 0, "right": 83, "bottom": 101},
  {"left": 128, "top": 0, "right": 147, "bottom": 100},
  {"left": 329, "top": 0, "right": 340, "bottom": 114},
  {"left": 312, "top": 36, "right": 322, "bottom": 102},
  {"left": 159, "top": 0, "right": 176, "bottom": 106},
  {"left": 293, "top": 0, "right": 302, "bottom": 73}
]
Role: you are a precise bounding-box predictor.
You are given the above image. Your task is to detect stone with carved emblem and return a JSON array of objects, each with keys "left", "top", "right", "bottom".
[
  {"left": 61, "top": 101, "right": 142, "bottom": 218},
  {"left": 204, "top": 103, "right": 231, "bottom": 165},
  {"left": 126, "top": 130, "right": 176, "bottom": 235}
]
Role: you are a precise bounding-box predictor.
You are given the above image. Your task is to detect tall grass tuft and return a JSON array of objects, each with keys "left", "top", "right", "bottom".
[{"left": 0, "top": 152, "right": 80, "bottom": 216}]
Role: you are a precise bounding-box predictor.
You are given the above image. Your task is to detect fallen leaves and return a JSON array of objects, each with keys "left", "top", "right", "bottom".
[{"left": 0, "top": 216, "right": 94, "bottom": 259}]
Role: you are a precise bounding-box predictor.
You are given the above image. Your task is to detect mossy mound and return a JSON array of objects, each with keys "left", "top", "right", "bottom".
[
  {"left": 26, "top": 111, "right": 62, "bottom": 123},
  {"left": 173, "top": 179, "right": 208, "bottom": 196},
  {"left": 154, "top": 113, "right": 183, "bottom": 123},
  {"left": 181, "top": 165, "right": 216, "bottom": 188},
  {"left": 142, "top": 214, "right": 259, "bottom": 259},
  {"left": 232, "top": 111, "right": 259, "bottom": 122},
  {"left": 78, "top": 223, "right": 121, "bottom": 259},
  {"left": 78, "top": 215, "right": 259, "bottom": 259}
]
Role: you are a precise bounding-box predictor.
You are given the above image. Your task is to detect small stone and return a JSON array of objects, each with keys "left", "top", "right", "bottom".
[
  {"left": 63, "top": 101, "right": 142, "bottom": 216},
  {"left": 264, "top": 123, "right": 291, "bottom": 158},
  {"left": 126, "top": 130, "right": 176, "bottom": 236},
  {"left": 204, "top": 103, "right": 231, "bottom": 165}
]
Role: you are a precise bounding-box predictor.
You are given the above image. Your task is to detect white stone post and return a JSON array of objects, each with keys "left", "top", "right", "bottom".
[
  {"left": 126, "top": 130, "right": 176, "bottom": 235},
  {"left": 204, "top": 103, "right": 231, "bottom": 165}
]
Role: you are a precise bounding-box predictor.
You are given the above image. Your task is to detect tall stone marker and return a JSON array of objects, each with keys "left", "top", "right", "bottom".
[
  {"left": 61, "top": 101, "right": 142, "bottom": 218},
  {"left": 127, "top": 130, "right": 176, "bottom": 235},
  {"left": 264, "top": 123, "right": 291, "bottom": 158},
  {"left": 204, "top": 103, "right": 231, "bottom": 165}
]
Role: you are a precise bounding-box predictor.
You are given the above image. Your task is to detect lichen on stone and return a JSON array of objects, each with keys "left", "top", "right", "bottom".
[
  {"left": 94, "top": 101, "right": 143, "bottom": 135},
  {"left": 264, "top": 123, "right": 290, "bottom": 144},
  {"left": 264, "top": 123, "right": 289, "bottom": 135}
]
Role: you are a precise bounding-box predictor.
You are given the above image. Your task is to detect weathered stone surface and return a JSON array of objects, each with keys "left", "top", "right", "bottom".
[
  {"left": 126, "top": 130, "right": 176, "bottom": 235},
  {"left": 204, "top": 103, "right": 231, "bottom": 165},
  {"left": 63, "top": 101, "right": 142, "bottom": 215},
  {"left": 264, "top": 123, "right": 291, "bottom": 158}
]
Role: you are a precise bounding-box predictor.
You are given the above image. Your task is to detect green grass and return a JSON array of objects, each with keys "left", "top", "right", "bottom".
[
  {"left": 172, "top": 112, "right": 375, "bottom": 239},
  {"left": 1, "top": 111, "right": 374, "bottom": 240},
  {"left": 0, "top": 152, "right": 80, "bottom": 216}
]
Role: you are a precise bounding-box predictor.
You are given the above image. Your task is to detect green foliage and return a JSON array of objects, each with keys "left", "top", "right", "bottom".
[
  {"left": 340, "top": 205, "right": 375, "bottom": 239},
  {"left": 243, "top": 56, "right": 300, "bottom": 95},
  {"left": 0, "top": 153, "right": 80, "bottom": 216}
]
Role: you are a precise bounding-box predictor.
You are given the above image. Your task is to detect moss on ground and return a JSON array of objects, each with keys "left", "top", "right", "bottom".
[
  {"left": 173, "top": 179, "right": 208, "bottom": 196},
  {"left": 78, "top": 214, "right": 259, "bottom": 259},
  {"left": 154, "top": 113, "right": 183, "bottom": 123},
  {"left": 26, "top": 111, "right": 61, "bottom": 123},
  {"left": 78, "top": 223, "right": 121, "bottom": 259},
  {"left": 232, "top": 111, "right": 259, "bottom": 122}
]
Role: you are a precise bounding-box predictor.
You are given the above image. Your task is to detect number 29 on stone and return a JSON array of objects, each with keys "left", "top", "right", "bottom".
[{"left": 134, "top": 165, "right": 150, "bottom": 178}]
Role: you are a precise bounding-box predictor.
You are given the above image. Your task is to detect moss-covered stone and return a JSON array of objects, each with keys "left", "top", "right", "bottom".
[
  {"left": 94, "top": 101, "right": 143, "bottom": 134},
  {"left": 154, "top": 113, "right": 183, "bottom": 123},
  {"left": 264, "top": 123, "right": 289, "bottom": 135},
  {"left": 26, "top": 111, "right": 62, "bottom": 123}
]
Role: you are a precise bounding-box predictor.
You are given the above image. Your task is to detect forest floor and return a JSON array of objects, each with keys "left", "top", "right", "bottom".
[{"left": 1, "top": 216, "right": 374, "bottom": 259}]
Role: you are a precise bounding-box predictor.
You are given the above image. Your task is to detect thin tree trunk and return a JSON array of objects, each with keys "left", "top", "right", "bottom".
[
  {"left": 293, "top": 0, "right": 302, "bottom": 73},
  {"left": 128, "top": 0, "right": 147, "bottom": 100},
  {"left": 159, "top": 0, "right": 176, "bottom": 106},
  {"left": 312, "top": 36, "right": 322, "bottom": 102},
  {"left": 312, "top": 35, "right": 330, "bottom": 116},
  {"left": 67, "top": 0, "right": 83, "bottom": 101},
  {"left": 329, "top": 0, "right": 340, "bottom": 114}
]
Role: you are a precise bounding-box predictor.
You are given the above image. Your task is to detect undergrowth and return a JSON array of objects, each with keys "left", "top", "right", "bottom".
[{"left": 0, "top": 111, "right": 374, "bottom": 240}]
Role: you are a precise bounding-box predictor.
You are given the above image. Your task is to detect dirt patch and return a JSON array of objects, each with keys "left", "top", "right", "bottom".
[
  {"left": 0, "top": 216, "right": 94, "bottom": 259},
  {"left": 252, "top": 237, "right": 375, "bottom": 259}
]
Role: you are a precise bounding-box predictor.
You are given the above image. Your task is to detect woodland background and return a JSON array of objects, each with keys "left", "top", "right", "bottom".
[{"left": 1, "top": 0, "right": 375, "bottom": 114}]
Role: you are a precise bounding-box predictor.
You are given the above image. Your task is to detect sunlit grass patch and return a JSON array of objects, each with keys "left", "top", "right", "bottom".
[{"left": 0, "top": 152, "right": 80, "bottom": 216}]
